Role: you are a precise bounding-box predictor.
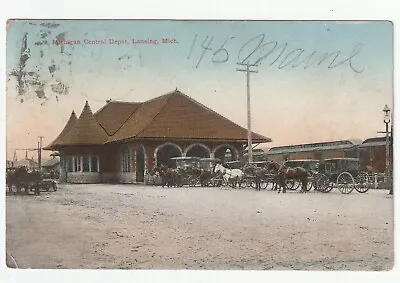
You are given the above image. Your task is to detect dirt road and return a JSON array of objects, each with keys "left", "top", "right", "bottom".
[{"left": 5, "top": 184, "right": 394, "bottom": 270}]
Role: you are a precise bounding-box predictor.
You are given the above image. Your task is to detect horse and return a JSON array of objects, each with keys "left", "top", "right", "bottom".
[
  {"left": 213, "top": 163, "right": 244, "bottom": 188},
  {"left": 266, "top": 161, "right": 311, "bottom": 193},
  {"left": 242, "top": 163, "right": 269, "bottom": 191},
  {"left": 6, "top": 166, "right": 42, "bottom": 195},
  {"left": 154, "top": 164, "right": 182, "bottom": 188}
]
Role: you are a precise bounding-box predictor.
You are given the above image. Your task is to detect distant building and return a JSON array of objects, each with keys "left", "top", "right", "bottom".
[
  {"left": 357, "top": 137, "right": 386, "bottom": 173},
  {"left": 13, "top": 158, "right": 39, "bottom": 169},
  {"left": 267, "top": 140, "right": 357, "bottom": 163},
  {"left": 42, "top": 156, "right": 61, "bottom": 174},
  {"left": 242, "top": 148, "right": 268, "bottom": 162}
]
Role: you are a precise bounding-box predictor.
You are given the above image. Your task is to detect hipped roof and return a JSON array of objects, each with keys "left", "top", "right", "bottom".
[{"left": 45, "top": 90, "right": 271, "bottom": 150}]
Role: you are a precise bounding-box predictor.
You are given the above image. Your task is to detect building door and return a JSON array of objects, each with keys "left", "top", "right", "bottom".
[{"left": 136, "top": 146, "right": 145, "bottom": 182}]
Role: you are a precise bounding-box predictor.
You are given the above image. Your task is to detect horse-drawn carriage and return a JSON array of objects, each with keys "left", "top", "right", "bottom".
[
  {"left": 240, "top": 161, "right": 275, "bottom": 190},
  {"left": 151, "top": 157, "right": 218, "bottom": 187},
  {"left": 313, "top": 158, "right": 371, "bottom": 194},
  {"left": 199, "top": 158, "right": 224, "bottom": 187},
  {"left": 283, "top": 159, "right": 320, "bottom": 191},
  {"left": 6, "top": 166, "right": 58, "bottom": 195},
  {"left": 170, "top": 157, "right": 202, "bottom": 186}
]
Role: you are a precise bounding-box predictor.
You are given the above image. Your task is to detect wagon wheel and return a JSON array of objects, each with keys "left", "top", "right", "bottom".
[
  {"left": 210, "top": 178, "right": 220, "bottom": 187},
  {"left": 315, "top": 174, "right": 332, "bottom": 193},
  {"left": 188, "top": 176, "right": 198, "bottom": 187},
  {"left": 228, "top": 177, "right": 238, "bottom": 188},
  {"left": 306, "top": 179, "right": 313, "bottom": 191},
  {"left": 248, "top": 177, "right": 257, "bottom": 189},
  {"left": 337, "top": 172, "right": 355, "bottom": 194},
  {"left": 250, "top": 177, "right": 257, "bottom": 189},
  {"left": 286, "top": 179, "right": 300, "bottom": 190},
  {"left": 355, "top": 172, "right": 370, "bottom": 193},
  {"left": 259, "top": 178, "right": 268, "bottom": 190},
  {"left": 322, "top": 183, "right": 334, "bottom": 193},
  {"left": 238, "top": 178, "right": 246, "bottom": 189}
]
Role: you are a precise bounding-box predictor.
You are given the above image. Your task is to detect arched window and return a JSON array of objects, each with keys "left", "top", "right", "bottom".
[{"left": 121, "top": 147, "right": 131, "bottom": 172}]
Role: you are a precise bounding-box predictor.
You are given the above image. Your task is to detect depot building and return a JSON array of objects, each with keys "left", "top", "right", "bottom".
[{"left": 44, "top": 89, "right": 271, "bottom": 184}]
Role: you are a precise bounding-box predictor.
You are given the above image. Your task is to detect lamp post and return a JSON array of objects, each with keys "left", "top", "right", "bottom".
[{"left": 383, "top": 105, "right": 392, "bottom": 194}]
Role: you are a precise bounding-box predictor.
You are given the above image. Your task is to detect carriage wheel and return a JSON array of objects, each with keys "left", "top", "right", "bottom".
[
  {"left": 286, "top": 179, "right": 295, "bottom": 190},
  {"left": 322, "top": 183, "right": 334, "bottom": 193},
  {"left": 286, "top": 179, "right": 300, "bottom": 190},
  {"left": 260, "top": 179, "right": 268, "bottom": 190},
  {"left": 210, "top": 179, "right": 218, "bottom": 187},
  {"left": 306, "top": 180, "right": 313, "bottom": 191},
  {"left": 354, "top": 172, "right": 370, "bottom": 193},
  {"left": 188, "top": 176, "right": 197, "bottom": 187},
  {"left": 315, "top": 174, "right": 332, "bottom": 193},
  {"left": 239, "top": 178, "right": 247, "bottom": 189},
  {"left": 337, "top": 172, "right": 355, "bottom": 194},
  {"left": 226, "top": 177, "right": 237, "bottom": 188},
  {"left": 250, "top": 178, "right": 257, "bottom": 189}
]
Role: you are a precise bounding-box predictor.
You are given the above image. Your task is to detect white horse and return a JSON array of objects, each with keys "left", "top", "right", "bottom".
[{"left": 214, "top": 163, "right": 244, "bottom": 188}]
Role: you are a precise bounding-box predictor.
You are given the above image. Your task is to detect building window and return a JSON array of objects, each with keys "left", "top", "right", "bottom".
[
  {"left": 82, "top": 156, "right": 90, "bottom": 172},
  {"left": 66, "top": 156, "right": 73, "bottom": 172},
  {"left": 66, "top": 156, "right": 99, "bottom": 173},
  {"left": 74, "top": 156, "right": 81, "bottom": 172},
  {"left": 122, "top": 147, "right": 131, "bottom": 172},
  {"left": 91, "top": 156, "right": 99, "bottom": 172}
]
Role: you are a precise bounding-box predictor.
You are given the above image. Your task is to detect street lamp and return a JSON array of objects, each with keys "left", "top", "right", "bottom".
[{"left": 383, "top": 105, "right": 392, "bottom": 194}]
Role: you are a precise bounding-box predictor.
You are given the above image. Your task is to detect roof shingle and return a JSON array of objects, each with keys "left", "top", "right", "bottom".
[
  {"left": 45, "top": 111, "right": 77, "bottom": 148},
  {"left": 95, "top": 101, "right": 141, "bottom": 136},
  {"left": 56, "top": 101, "right": 109, "bottom": 145},
  {"left": 46, "top": 90, "right": 271, "bottom": 149}
]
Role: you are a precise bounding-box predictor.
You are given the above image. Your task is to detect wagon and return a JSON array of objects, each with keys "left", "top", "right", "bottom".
[
  {"left": 240, "top": 161, "right": 274, "bottom": 190},
  {"left": 170, "top": 157, "right": 202, "bottom": 186},
  {"left": 199, "top": 158, "right": 225, "bottom": 187},
  {"left": 6, "top": 166, "right": 58, "bottom": 195},
  {"left": 315, "top": 158, "right": 371, "bottom": 194},
  {"left": 283, "top": 159, "right": 320, "bottom": 191}
]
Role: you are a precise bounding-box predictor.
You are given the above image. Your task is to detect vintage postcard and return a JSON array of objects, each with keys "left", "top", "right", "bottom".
[{"left": 4, "top": 19, "right": 394, "bottom": 272}]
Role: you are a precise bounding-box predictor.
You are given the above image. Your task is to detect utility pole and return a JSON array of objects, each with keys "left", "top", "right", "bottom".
[
  {"left": 37, "top": 141, "right": 40, "bottom": 167},
  {"left": 38, "top": 136, "right": 44, "bottom": 170},
  {"left": 236, "top": 61, "right": 258, "bottom": 163}
]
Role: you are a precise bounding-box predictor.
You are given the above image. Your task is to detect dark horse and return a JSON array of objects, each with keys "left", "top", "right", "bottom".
[
  {"left": 154, "top": 164, "right": 182, "bottom": 188},
  {"left": 266, "top": 161, "right": 310, "bottom": 193},
  {"left": 6, "top": 166, "right": 42, "bottom": 195},
  {"left": 187, "top": 167, "right": 214, "bottom": 187}
]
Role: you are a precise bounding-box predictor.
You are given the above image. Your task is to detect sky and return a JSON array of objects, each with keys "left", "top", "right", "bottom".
[{"left": 5, "top": 20, "right": 393, "bottom": 161}]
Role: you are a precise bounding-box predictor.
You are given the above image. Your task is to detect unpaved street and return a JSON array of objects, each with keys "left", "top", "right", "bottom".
[{"left": 5, "top": 184, "right": 394, "bottom": 270}]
